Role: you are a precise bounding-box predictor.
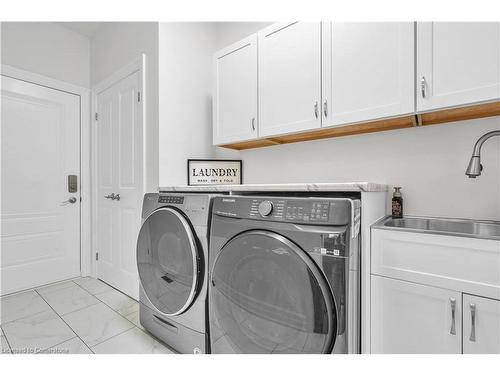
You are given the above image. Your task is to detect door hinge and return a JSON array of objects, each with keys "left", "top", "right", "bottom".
[
  {"left": 95, "top": 112, "right": 98, "bottom": 121},
  {"left": 95, "top": 252, "right": 99, "bottom": 261},
  {"left": 137, "top": 92, "right": 141, "bottom": 102}
]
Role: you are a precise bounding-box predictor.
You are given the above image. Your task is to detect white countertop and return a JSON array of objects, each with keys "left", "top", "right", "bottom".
[{"left": 159, "top": 182, "right": 388, "bottom": 193}]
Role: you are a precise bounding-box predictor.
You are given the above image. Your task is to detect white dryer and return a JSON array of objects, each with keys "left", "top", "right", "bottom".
[{"left": 136, "top": 192, "right": 219, "bottom": 354}]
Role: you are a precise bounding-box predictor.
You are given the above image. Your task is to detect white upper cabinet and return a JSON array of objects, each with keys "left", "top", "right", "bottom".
[
  {"left": 371, "top": 275, "right": 462, "bottom": 354},
  {"left": 417, "top": 22, "right": 500, "bottom": 111},
  {"left": 463, "top": 294, "right": 500, "bottom": 354},
  {"left": 258, "top": 22, "right": 322, "bottom": 137},
  {"left": 213, "top": 35, "right": 258, "bottom": 145},
  {"left": 322, "top": 22, "right": 415, "bottom": 127}
]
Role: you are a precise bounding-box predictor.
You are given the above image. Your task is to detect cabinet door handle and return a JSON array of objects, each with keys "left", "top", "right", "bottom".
[
  {"left": 314, "top": 102, "right": 319, "bottom": 119},
  {"left": 323, "top": 100, "right": 328, "bottom": 117},
  {"left": 449, "top": 298, "right": 456, "bottom": 335},
  {"left": 421, "top": 76, "right": 427, "bottom": 98},
  {"left": 469, "top": 303, "right": 476, "bottom": 342},
  {"left": 251, "top": 117, "right": 256, "bottom": 131}
]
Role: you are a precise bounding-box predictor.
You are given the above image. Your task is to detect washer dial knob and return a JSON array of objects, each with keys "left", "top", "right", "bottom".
[{"left": 258, "top": 201, "right": 274, "bottom": 217}]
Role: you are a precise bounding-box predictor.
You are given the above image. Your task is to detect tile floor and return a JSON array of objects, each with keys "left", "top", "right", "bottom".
[{"left": 0, "top": 277, "right": 174, "bottom": 354}]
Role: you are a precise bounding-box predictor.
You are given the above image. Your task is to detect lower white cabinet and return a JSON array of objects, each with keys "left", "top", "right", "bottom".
[
  {"left": 371, "top": 275, "right": 462, "bottom": 354},
  {"left": 463, "top": 294, "right": 500, "bottom": 354}
]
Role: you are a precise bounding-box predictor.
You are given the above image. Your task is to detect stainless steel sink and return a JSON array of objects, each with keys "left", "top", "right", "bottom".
[{"left": 374, "top": 217, "right": 500, "bottom": 240}]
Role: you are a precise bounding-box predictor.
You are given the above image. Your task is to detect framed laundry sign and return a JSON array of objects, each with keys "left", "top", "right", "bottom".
[{"left": 187, "top": 159, "right": 242, "bottom": 186}]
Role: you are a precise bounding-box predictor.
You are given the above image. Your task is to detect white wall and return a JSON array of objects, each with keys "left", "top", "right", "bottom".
[
  {"left": 1, "top": 22, "right": 90, "bottom": 88},
  {"left": 215, "top": 22, "right": 272, "bottom": 50},
  {"left": 214, "top": 22, "right": 500, "bottom": 221},
  {"left": 90, "top": 22, "right": 159, "bottom": 192},
  {"left": 158, "top": 22, "right": 217, "bottom": 186}
]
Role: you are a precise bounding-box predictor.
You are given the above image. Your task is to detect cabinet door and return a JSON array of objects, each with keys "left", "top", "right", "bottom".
[
  {"left": 371, "top": 276, "right": 462, "bottom": 354},
  {"left": 258, "top": 22, "right": 321, "bottom": 137},
  {"left": 213, "top": 35, "right": 258, "bottom": 145},
  {"left": 417, "top": 22, "right": 500, "bottom": 111},
  {"left": 322, "top": 22, "right": 414, "bottom": 127},
  {"left": 463, "top": 294, "right": 500, "bottom": 354}
]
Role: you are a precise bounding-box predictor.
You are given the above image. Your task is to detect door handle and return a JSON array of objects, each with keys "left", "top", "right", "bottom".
[
  {"left": 449, "top": 297, "right": 456, "bottom": 335},
  {"left": 251, "top": 117, "right": 256, "bottom": 131},
  {"left": 469, "top": 303, "right": 476, "bottom": 342},
  {"left": 104, "top": 193, "right": 121, "bottom": 201},
  {"left": 61, "top": 197, "right": 77, "bottom": 206},
  {"left": 323, "top": 100, "right": 328, "bottom": 118},
  {"left": 314, "top": 102, "right": 319, "bottom": 119}
]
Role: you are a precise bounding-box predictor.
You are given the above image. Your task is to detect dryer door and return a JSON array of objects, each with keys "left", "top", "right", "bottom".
[
  {"left": 210, "top": 230, "right": 336, "bottom": 353},
  {"left": 137, "top": 207, "right": 200, "bottom": 316}
]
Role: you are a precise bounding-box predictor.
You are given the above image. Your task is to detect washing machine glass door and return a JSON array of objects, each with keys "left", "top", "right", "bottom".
[
  {"left": 137, "top": 207, "right": 199, "bottom": 316},
  {"left": 210, "top": 230, "right": 336, "bottom": 353}
]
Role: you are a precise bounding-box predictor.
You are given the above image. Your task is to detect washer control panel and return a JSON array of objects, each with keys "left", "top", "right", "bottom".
[
  {"left": 248, "top": 199, "right": 329, "bottom": 222},
  {"left": 214, "top": 196, "right": 352, "bottom": 226},
  {"left": 285, "top": 201, "right": 330, "bottom": 223},
  {"left": 158, "top": 195, "right": 184, "bottom": 204}
]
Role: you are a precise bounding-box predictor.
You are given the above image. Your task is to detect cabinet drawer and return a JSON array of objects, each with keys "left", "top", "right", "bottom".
[{"left": 371, "top": 229, "right": 500, "bottom": 299}]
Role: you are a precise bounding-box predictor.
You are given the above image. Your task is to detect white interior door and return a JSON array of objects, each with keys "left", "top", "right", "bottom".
[
  {"left": 1, "top": 75, "right": 80, "bottom": 295},
  {"left": 95, "top": 70, "right": 142, "bottom": 300}
]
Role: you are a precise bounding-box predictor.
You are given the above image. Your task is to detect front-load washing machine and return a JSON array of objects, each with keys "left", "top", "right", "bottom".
[
  {"left": 208, "top": 195, "right": 361, "bottom": 354},
  {"left": 136, "top": 192, "right": 219, "bottom": 354}
]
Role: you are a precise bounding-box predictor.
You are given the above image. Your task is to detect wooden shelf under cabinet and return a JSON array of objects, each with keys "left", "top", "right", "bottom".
[{"left": 219, "top": 101, "right": 500, "bottom": 151}]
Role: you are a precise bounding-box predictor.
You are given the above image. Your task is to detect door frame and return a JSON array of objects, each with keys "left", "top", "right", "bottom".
[
  {"left": 90, "top": 54, "right": 146, "bottom": 279},
  {"left": 1, "top": 64, "right": 92, "bottom": 277}
]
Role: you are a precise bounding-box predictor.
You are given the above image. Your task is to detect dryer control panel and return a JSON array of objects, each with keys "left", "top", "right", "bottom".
[{"left": 158, "top": 195, "right": 184, "bottom": 204}]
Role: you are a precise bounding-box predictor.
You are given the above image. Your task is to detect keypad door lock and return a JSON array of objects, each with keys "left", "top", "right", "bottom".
[{"left": 68, "top": 175, "right": 78, "bottom": 193}]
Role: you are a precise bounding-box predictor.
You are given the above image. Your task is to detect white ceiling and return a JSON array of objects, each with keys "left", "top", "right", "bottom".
[{"left": 55, "top": 22, "right": 108, "bottom": 38}]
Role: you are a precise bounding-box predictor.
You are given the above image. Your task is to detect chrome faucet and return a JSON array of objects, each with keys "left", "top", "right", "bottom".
[{"left": 465, "top": 130, "right": 500, "bottom": 178}]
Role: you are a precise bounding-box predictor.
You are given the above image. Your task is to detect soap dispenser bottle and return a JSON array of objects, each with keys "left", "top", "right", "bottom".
[{"left": 392, "top": 187, "right": 403, "bottom": 218}]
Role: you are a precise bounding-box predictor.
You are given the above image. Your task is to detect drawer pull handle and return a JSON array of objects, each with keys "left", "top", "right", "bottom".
[
  {"left": 469, "top": 303, "right": 476, "bottom": 342},
  {"left": 449, "top": 298, "right": 456, "bottom": 335}
]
